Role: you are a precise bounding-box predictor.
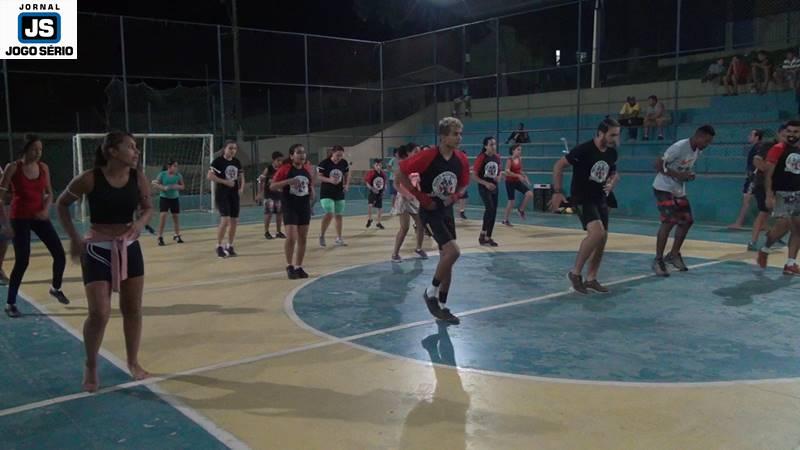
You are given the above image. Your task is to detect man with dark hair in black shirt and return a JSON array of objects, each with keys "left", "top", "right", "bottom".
[{"left": 550, "top": 119, "right": 621, "bottom": 294}]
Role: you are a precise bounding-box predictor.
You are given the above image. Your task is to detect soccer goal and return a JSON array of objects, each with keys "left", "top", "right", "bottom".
[{"left": 72, "top": 133, "right": 215, "bottom": 222}]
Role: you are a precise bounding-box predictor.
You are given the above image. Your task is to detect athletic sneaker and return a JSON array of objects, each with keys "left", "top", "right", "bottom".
[
  {"left": 517, "top": 208, "right": 526, "bottom": 220},
  {"left": 226, "top": 246, "right": 238, "bottom": 257},
  {"left": 319, "top": 236, "right": 327, "bottom": 248},
  {"left": 487, "top": 238, "right": 499, "bottom": 247},
  {"left": 439, "top": 308, "right": 460, "bottom": 325},
  {"left": 286, "top": 265, "right": 298, "bottom": 280},
  {"left": 479, "top": 235, "right": 490, "bottom": 246},
  {"left": 783, "top": 264, "right": 800, "bottom": 276},
  {"left": 746, "top": 241, "right": 758, "bottom": 252},
  {"left": 265, "top": 232, "right": 274, "bottom": 240},
  {"left": 502, "top": 220, "right": 513, "bottom": 227},
  {"left": 294, "top": 267, "right": 309, "bottom": 279},
  {"left": 757, "top": 250, "right": 769, "bottom": 268},
  {"left": 423, "top": 291, "right": 442, "bottom": 318},
  {"left": 567, "top": 271, "right": 588, "bottom": 294},
  {"left": 459, "top": 210, "right": 467, "bottom": 220},
  {"left": 652, "top": 258, "right": 670, "bottom": 277},
  {"left": 174, "top": 235, "right": 184, "bottom": 244},
  {"left": 415, "top": 249, "right": 428, "bottom": 259},
  {"left": 664, "top": 253, "right": 688, "bottom": 272},
  {"left": 334, "top": 237, "right": 347, "bottom": 247},
  {"left": 275, "top": 232, "right": 287, "bottom": 239},
  {"left": 157, "top": 237, "right": 165, "bottom": 246},
  {"left": 4, "top": 304, "right": 20, "bottom": 318},
  {"left": 145, "top": 225, "right": 156, "bottom": 235},
  {"left": 366, "top": 219, "right": 373, "bottom": 228},
  {"left": 49, "top": 288, "right": 70, "bottom": 305},
  {"left": 216, "top": 246, "right": 228, "bottom": 258},
  {"left": 584, "top": 280, "right": 609, "bottom": 293},
  {"left": 376, "top": 223, "right": 385, "bottom": 230},
  {"left": 391, "top": 254, "right": 402, "bottom": 263}
]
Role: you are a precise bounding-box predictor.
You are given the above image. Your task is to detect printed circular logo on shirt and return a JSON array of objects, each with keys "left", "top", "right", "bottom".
[
  {"left": 373, "top": 176, "right": 385, "bottom": 191},
  {"left": 431, "top": 171, "right": 458, "bottom": 199},
  {"left": 290, "top": 175, "right": 310, "bottom": 197},
  {"left": 785, "top": 152, "right": 800, "bottom": 175},
  {"left": 484, "top": 161, "right": 499, "bottom": 179},
  {"left": 225, "top": 165, "right": 239, "bottom": 181},
  {"left": 589, "top": 161, "right": 610, "bottom": 184},
  {"left": 330, "top": 169, "right": 343, "bottom": 184}
]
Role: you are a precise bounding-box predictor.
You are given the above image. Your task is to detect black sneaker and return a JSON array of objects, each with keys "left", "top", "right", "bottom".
[
  {"left": 157, "top": 237, "right": 165, "bottom": 246},
  {"left": 294, "top": 267, "right": 309, "bottom": 279},
  {"left": 487, "top": 238, "right": 499, "bottom": 247},
  {"left": 366, "top": 219, "right": 373, "bottom": 228},
  {"left": 287, "top": 265, "right": 298, "bottom": 280},
  {"left": 174, "top": 235, "right": 184, "bottom": 244},
  {"left": 423, "top": 290, "right": 442, "bottom": 319},
  {"left": 664, "top": 253, "right": 688, "bottom": 272},
  {"left": 145, "top": 225, "right": 156, "bottom": 235},
  {"left": 376, "top": 223, "right": 385, "bottom": 230},
  {"left": 49, "top": 288, "right": 70, "bottom": 305},
  {"left": 584, "top": 280, "right": 609, "bottom": 294},
  {"left": 567, "top": 271, "right": 588, "bottom": 294},
  {"left": 265, "top": 232, "right": 274, "bottom": 240},
  {"left": 226, "top": 246, "right": 238, "bottom": 257},
  {"left": 439, "top": 308, "right": 460, "bottom": 325},
  {"left": 275, "top": 232, "right": 287, "bottom": 239},
  {"left": 479, "top": 235, "right": 490, "bottom": 246},
  {"left": 216, "top": 246, "right": 228, "bottom": 258},
  {"left": 502, "top": 220, "right": 513, "bottom": 227},
  {"left": 459, "top": 211, "right": 467, "bottom": 220},
  {"left": 4, "top": 304, "right": 20, "bottom": 318},
  {"left": 652, "top": 258, "right": 670, "bottom": 277}
]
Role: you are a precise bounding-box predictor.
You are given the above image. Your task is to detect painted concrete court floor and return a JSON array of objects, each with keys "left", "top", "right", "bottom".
[{"left": 2, "top": 205, "right": 800, "bottom": 449}]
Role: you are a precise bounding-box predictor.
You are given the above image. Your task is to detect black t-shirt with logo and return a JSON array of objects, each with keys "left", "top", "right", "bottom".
[
  {"left": 565, "top": 140, "right": 618, "bottom": 204},
  {"left": 473, "top": 153, "right": 501, "bottom": 184},
  {"left": 399, "top": 147, "right": 471, "bottom": 210},
  {"left": 273, "top": 163, "right": 313, "bottom": 212},
  {"left": 211, "top": 156, "right": 242, "bottom": 193},
  {"left": 768, "top": 142, "right": 800, "bottom": 191},
  {"left": 317, "top": 158, "right": 349, "bottom": 200}
]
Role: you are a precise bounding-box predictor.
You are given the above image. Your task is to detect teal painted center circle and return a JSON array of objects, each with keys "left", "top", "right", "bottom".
[{"left": 291, "top": 252, "right": 800, "bottom": 383}]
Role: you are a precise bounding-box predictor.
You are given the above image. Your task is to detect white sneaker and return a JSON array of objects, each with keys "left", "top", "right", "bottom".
[{"left": 335, "top": 237, "right": 347, "bottom": 247}]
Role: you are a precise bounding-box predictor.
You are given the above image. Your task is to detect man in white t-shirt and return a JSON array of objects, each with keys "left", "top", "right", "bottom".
[{"left": 651, "top": 125, "right": 716, "bottom": 276}]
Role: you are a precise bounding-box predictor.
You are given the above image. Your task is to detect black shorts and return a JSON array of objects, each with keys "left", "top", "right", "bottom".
[
  {"left": 368, "top": 192, "right": 383, "bottom": 209},
  {"left": 742, "top": 179, "right": 754, "bottom": 195},
  {"left": 654, "top": 189, "right": 693, "bottom": 225},
  {"left": 505, "top": 181, "right": 530, "bottom": 201},
  {"left": 216, "top": 190, "right": 240, "bottom": 218},
  {"left": 753, "top": 185, "right": 769, "bottom": 213},
  {"left": 159, "top": 197, "right": 180, "bottom": 214},
  {"left": 574, "top": 201, "right": 609, "bottom": 231},
  {"left": 419, "top": 206, "right": 456, "bottom": 249},
  {"left": 81, "top": 241, "right": 145, "bottom": 285},
  {"left": 264, "top": 197, "right": 282, "bottom": 214},
  {"left": 283, "top": 204, "right": 311, "bottom": 226}
]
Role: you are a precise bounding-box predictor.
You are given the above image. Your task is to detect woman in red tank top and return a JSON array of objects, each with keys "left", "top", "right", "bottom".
[
  {"left": 502, "top": 143, "right": 534, "bottom": 226},
  {"left": 0, "top": 135, "right": 69, "bottom": 318}
]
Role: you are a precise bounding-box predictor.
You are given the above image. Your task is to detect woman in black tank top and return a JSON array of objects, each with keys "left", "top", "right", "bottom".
[{"left": 57, "top": 131, "right": 153, "bottom": 393}]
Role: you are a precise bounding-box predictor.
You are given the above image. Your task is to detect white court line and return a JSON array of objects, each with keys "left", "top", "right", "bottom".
[
  {"left": 1, "top": 254, "right": 786, "bottom": 422},
  {"left": 8, "top": 291, "right": 250, "bottom": 450}
]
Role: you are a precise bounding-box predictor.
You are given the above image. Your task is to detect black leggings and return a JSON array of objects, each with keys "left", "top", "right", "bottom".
[
  {"left": 478, "top": 184, "right": 499, "bottom": 237},
  {"left": 7, "top": 219, "right": 66, "bottom": 305}
]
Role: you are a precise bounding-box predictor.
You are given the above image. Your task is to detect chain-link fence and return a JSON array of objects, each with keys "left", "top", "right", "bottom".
[{"left": 2, "top": 0, "right": 799, "bottom": 217}]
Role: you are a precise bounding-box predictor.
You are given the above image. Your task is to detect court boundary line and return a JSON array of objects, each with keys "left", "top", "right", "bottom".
[{"left": 9, "top": 290, "right": 251, "bottom": 450}]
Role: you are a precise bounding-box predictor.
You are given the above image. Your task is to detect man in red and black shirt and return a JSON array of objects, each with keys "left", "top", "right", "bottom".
[
  {"left": 397, "top": 117, "right": 470, "bottom": 324},
  {"left": 757, "top": 120, "right": 800, "bottom": 275}
]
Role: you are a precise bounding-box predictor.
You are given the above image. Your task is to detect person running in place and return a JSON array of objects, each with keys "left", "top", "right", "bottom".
[
  {"left": 208, "top": 140, "right": 244, "bottom": 258},
  {"left": 365, "top": 159, "right": 387, "bottom": 230},
  {"left": 473, "top": 136, "right": 502, "bottom": 247},
  {"left": 502, "top": 143, "right": 533, "bottom": 226},
  {"left": 317, "top": 145, "right": 350, "bottom": 247},
  {"left": 152, "top": 160, "right": 184, "bottom": 246}
]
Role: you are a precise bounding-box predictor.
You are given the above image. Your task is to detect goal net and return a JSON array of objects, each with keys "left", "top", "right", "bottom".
[{"left": 72, "top": 133, "right": 215, "bottom": 221}]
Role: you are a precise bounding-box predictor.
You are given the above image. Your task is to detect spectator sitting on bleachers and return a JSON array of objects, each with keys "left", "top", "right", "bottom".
[
  {"left": 723, "top": 55, "right": 749, "bottom": 96},
  {"left": 643, "top": 95, "right": 669, "bottom": 141},
  {"left": 750, "top": 50, "right": 773, "bottom": 95},
  {"left": 774, "top": 50, "right": 800, "bottom": 91},
  {"left": 452, "top": 83, "right": 472, "bottom": 118},
  {"left": 505, "top": 122, "right": 531, "bottom": 144},
  {"left": 618, "top": 96, "right": 643, "bottom": 141},
  {"left": 701, "top": 58, "right": 725, "bottom": 84}
]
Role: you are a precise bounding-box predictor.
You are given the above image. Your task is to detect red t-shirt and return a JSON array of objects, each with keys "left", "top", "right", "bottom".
[{"left": 10, "top": 161, "right": 48, "bottom": 219}]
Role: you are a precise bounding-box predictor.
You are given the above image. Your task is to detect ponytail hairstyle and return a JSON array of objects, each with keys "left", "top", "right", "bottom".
[
  {"left": 94, "top": 131, "right": 134, "bottom": 168},
  {"left": 20, "top": 134, "right": 42, "bottom": 159},
  {"left": 508, "top": 143, "right": 522, "bottom": 155},
  {"left": 481, "top": 136, "right": 496, "bottom": 154}
]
